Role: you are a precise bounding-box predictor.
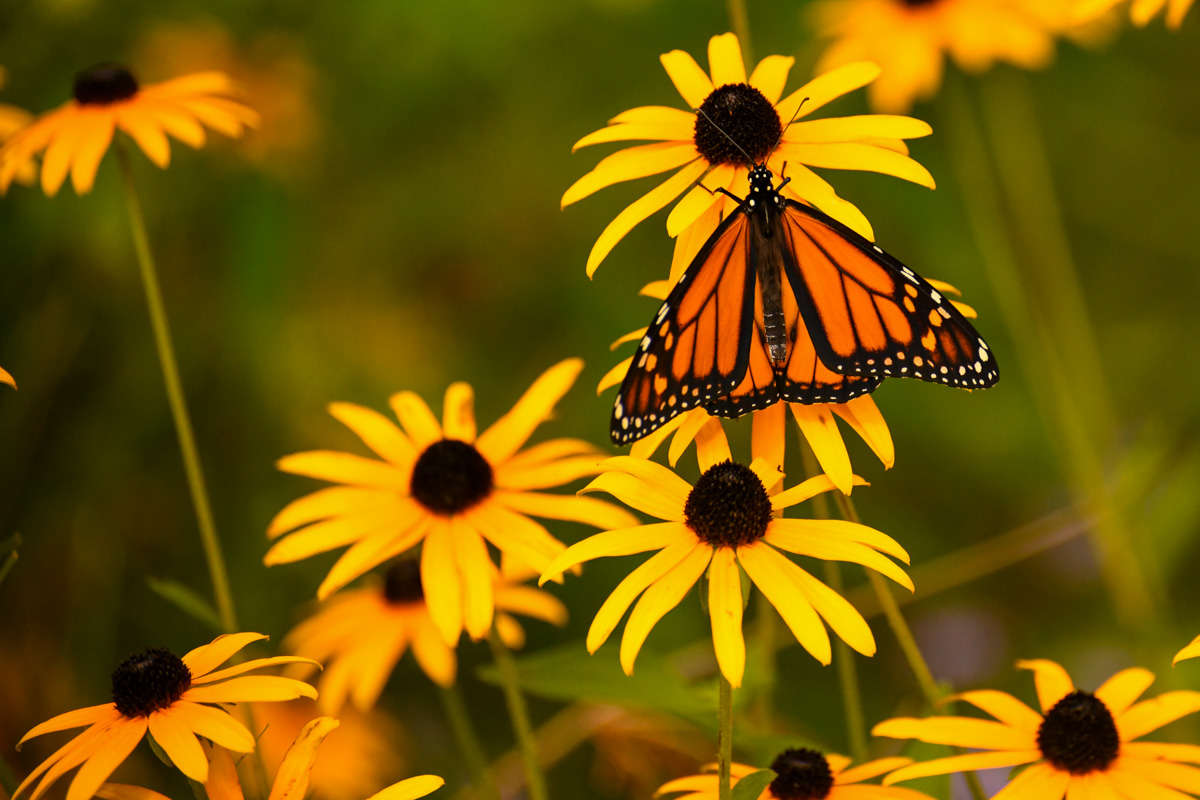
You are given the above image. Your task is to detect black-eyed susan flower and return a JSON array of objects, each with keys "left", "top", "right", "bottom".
[
  {"left": 875, "top": 658, "right": 1200, "bottom": 797},
  {"left": 266, "top": 359, "right": 637, "bottom": 646},
  {"left": 284, "top": 558, "right": 567, "bottom": 712},
  {"left": 0, "top": 64, "right": 259, "bottom": 196},
  {"left": 1076, "top": 0, "right": 1193, "bottom": 26},
  {"left": 564, "top": 32, "right": 935, "bottom": 277},
  {"left": 14, "top": 633, "right": 317, "bottom": 800},
  {"left": 811, "top": 0, "right": 1072, "bottom": 113},
  {"left": 657, "top": 749, "right": 932, "bottom": 800},
  {"left": 538, "top": 429, "right": 911, "bottom": 687}
]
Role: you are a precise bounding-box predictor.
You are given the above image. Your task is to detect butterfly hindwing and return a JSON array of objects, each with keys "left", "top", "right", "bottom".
[{"left": 777, "top": 200, "right": 999, "bottom": 389}]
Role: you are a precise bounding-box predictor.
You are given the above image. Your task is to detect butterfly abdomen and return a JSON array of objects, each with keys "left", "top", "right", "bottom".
[{"left": 754, "top": 201, "right": 789, "bottom": 366}]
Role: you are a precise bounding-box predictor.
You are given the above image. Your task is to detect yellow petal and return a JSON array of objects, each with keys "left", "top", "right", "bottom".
[
  {"left": 775, "top": 142, "right": 935, "bottom": 189},
  {"left": 776, "top": 62, "right": 882, "bottom": 124},
  {"left": 580, "top": 472, "right": 683, "bottom": 521},
  {"left": 328, "top": 402, "right": 418, "bottom": 468},
  {"left": 148, "top": 710, "right": 208, "bottom": 782},
  {"left": 182, "top": 633, "right": 267, "bottom": 678},
  {"left": 883, "top": 750, "right": 1042, "bottom": 786},
  {"left": 707, "top": 33, "right": 747, "bottom": 86},
  {"left": 764, "top": 528, "right": 912, "bottom": 590},
  {"left": 665, "top": 165, "right": 732, "bottom": 238},
  {"left": 64, "top": 718, "right": 148, "bottom": 800},
  {"left": 468, "top": 502, "right": 566, "bottom": 576},
  {"left": 388, "top": 391, "right": 443, "bottom": 450},
  {"left": 748, "top": 55, "right": 794, "bottom": 105},
  {"left": 267, "top": 487, "right": 400, "bottom": 539},
  {"left": 442, "top": 382, "right": 477, "bottom": 442},
  {"left": 786, "top": 115, "right": 932, "bottom": 145},
  {"left": 454, "top": 518, "right": 495, "bottom": 640},
  {"left": 315, "top": 521, "right": 429, "bottom": 599},
  {"left": 620, "top": 544, "right": 712, "bottom": 675},
  {"left": 1118, "top": 690, "right": 1200, "bottom": 742},
  {"left": 411, "top": 612, "right": 457, "bottom": 687},
  {"left": 40, "top": 109, "right": 83, "bottom": 196},
  {"left": 747, "top": 456, "right": 785, "bottom": 496},
  {"left": 97, "top": 785, "right": 173, "bottom": 800},
  {"left": 364, "top": 776, "right": 445, "bottom": 800},
  {"left": 751, "top": 405, "right": 786, "bottom": 475},
  {"left": 267, "top": 717, "right": 341, "bottom": 800},
  {"left": 564, "top": 142, "right": 700, "bottom": 207},
  {"left": 771, "top": 473, "right": 865, "bottom": 510},
  {"left": 163, "top": 702, "right": 254, "bottom": 751},
  {"left": 1175, "top": 634, "right": 1200, "bottom": 665},
  {"left": 695, "top": 418, "right": 732, "bottom": 473},
  {"left": 572, "top": 117, "right": 696, "bottom": 150},
  {"left": 669, "top": 201, "right": 723, "bottom": 284},
  {"left": 668, "top": 408, "right": 714, "bottom": 468},
  {"left": 277, "top": 451, "right": 408, "bottom": 491},
  {"left": 69, "top": 111, "right": 114, "bottom": 194},
  {"left": 0, "top": 365, "right": 14, "bottom": 388},
  {"left": 707, "top": 547, "right": 745, "bottom": 687},
  {"left": 191, "top": 657, "right": 323, "bottom": 687},
  {"left": 833, "top": 396, "right": 894, "bottom": 469},
  {"left": 600, "top": 455, "right": 695, "bottom": 502},
  {"left": 872, "top": 716, "right": 1037, "bottom": 751},
  {"left": 737, "top": 543, "right": 830, "bottom": 664},
  {"left": 950, "top": 690, "right": 1043, "bottom": 732},
  {"left": 781, "top": 166, "right": 874, "bottom": 240},
  {"left": 598, "top": 356, "right": 633, "bottom": 395},
  {"left": 833, "top": 756, "right": 912, "bottom": 785},
  {"left": 421, "top": 521, "right": 462, "bottom": 645},
  {"left": 539, "top": 522, "right": 691, "bottom": 585},
  {"left": 1095, "top": 667, "right": 1156, "bottom": 718},
  {"left": 496, "top": 490, "right": 638, "bottom": 530},
  {"left": 587, "top": 539, "right": 698, "bottom": 653},
  {"left": 116, "top": 107, "right": 171, "bottom": 168},
  {"left": 181, "top": 676, "right": 317, "bottom": 704},
  {"left": 476, "top": 358, "right": 583, "bottom": 464},
  {"left": 660, "top": 49, "right": 714, "bottom": 108},
  {"left": 787, "top": 561, "right": 876, "bottom": 657},
  {"left": 494, "top": 585, "right": 568, "bottom": 626},
  {"left": 265, "top": 505, "right": 418, "bottom": 566},
  {"left": 1017, "top": 659, "right": 1076, "bottom": 713},
  {"left": 18, "top": 704, "right": 118, "bottom": 747}
]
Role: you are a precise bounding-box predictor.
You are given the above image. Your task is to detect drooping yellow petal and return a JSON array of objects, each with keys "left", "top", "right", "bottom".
[
  {"left": 182, "top": 633, "right": 267, "bottom": 678},
  {"left": 316, "top": 522, "right": 429, "bottom": 599},
  {"left": 68, "top": 111, "right": 115, "bottom": 194},
  {"left": 748, "top": 55, "right": 794, "bottom": 105},
  {"left": 667, "top": 408, "right": 715, "bottom": 468},
  {"left": 788, "top": 561, "right": 876, "bottom": 657},
  {"left": 564, "top": 142, "right": 701, "bottom": 207},
  {"left": 63, "top": 718, "right": 149, "bottom": 800},
  {"left": 266, "top": 505, "right": 421, "bottom": 566},
  {"left": 495, "top": 490, "right": 638, "bottom": 530},
  {"left": 707, "top": 547, "right": 746, "bottom": 687},
  {"left": 191, "top": 657, "right": 323, "bottom": 687},
  {"left": 442, "top": 382, "right": 477, "bottom": 442},
  {"left": 411, "top": 611, "right": 457, "bottom": 688},
  {"left": 18, "top": 704, "right": 119, "bottom": 747},
  {"left": 1118, "top": 690, "right": 1200, "bottom": 742},
  {"left": 736, "top": 543, "right": 831, "bottom": 664},
  {"left": 580, "top": 472, "right": 683, "bottom": 521},
  {"left": 660, "top": 49, "right": 715, "bottom": 108},
  {"left": 833, "top": 396, "right": 894, "bottom": 469},
  {"left": 587, "top": 539, "right": 699, "bottom": 653},
  {"left": 764, "top": 530, "right": 912, "bottom": 590},
  {"left": 768, "top": 518, "right": 909, "bottom": 561},
  {"left": 421, "top": 520, "right": 463, "bottom": 645},
  {"left": 599, "top": 455, "right": 695, "bottom": 504},
  {"left": 328, "top": 402, "right": 418, "bottom": 468},
  {"left": 476, "top": 358, "right": 583, "bottom": 464},
  {"left": 277, "top": 451, "right": 409, "bottom": 491},
  {"left": 984, "top": 763, "right": 1070, "bottom": 799},
  {"left": 453, "top": 518, "right": 495, "bottom": 640},
  {"left": 833, "top": 756, "right": 912, "bottom": 785},
  {"left": 872, "top": 716, "right": 1036, "bottom": 751},
  {"left": 751, "top": 405, "right": 786, "bottom": 475},
  {"left": 787, "top": 115, "right": 932, "bottom": 145},
  {"left": 267, "top": 717, "right": 340, "bottom": 800},
  {"left": 669, "top": 202, "right": 723, "bottom": 285},
  {"left": 666, "top": 164, "right": 733, "bottom": 237},
  {"left": 951, "top": 690, "right": 1043, "bottom": 732},
  {"left": 598, "top": 356, "right": 633, "bottom": 395},
  {"left": 1174, "top": 634, "right": 1200, "bottom": 665},
  {"left": 620, "top": 545, "right": 713, "bottom": 675},
  {"left": 388, "top": 391, "right": 443, "bottom": 450},
  {"left": 267, "top": 487, "right": 402, "bottom": 539},
  {"left": 363, "top": 776, "right": 445, "bottom": 800},
  {"left": 781, "top": 166, "right": 874, "bottom": 240},
  {"left": 789, "top": 404, "right": 853, "bottom": 493},
  {"left": 467, "top": 502, "right": 567, "bottom": 576},
  {"left": 1017, "top": 659, "right": 1076, "bottom": 713},
  {"left": 20, "top": 720, "right": 113, "bottom": 800},
  {"left": 880, "top": 750, "right": 1041, "bottom": 786},
  {"left": 164, "top": 702, "right": 255, "bottom": 751},
  {"left": 776, "top": 62, "right": 882, "bottom": 123},
  {"left": 40, "top": 109, "right": 83, "bottom": 196},
  {"left": 772, "top": 473, "right": 863, "bottom": 510},
  {"left": 148, "top": 710, "right": 208, "bottom": 782},
  {"left": 539, "top": 522, "right": 692, "bottom": 585},
  {"left": 695, "top": 418, "right": 733, "bottom": 473},
  {"left": 182, "top": 676, "right": 317, "bottom": 705},
  {"left": 1095, "top": 667, "right": 1156, "bottom": 718}
]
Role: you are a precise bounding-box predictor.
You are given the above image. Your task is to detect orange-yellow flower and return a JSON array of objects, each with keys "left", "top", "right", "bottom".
[
  {"left": 1075, "top": 0, "right": 1194, "bottom": 26},
  {"left": 564, "top": 32, "right": 934, "bottom": 278},
  {"left": 0, "top": 64, "right": 258, "bottom": 196},
  {"left": 875, "top": 659, "right": 1200, "bottom": 798},
  {"left": 266, "top": 359, "right": 636, "bottom": 645},
  {"left": 0, "top": 67, "right": 36, "bottom": 187},
  {"left": 14, "top": 633, "right": 317, "bottom": 800}
]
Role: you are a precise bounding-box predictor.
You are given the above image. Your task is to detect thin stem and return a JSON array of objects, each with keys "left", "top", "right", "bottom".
[
  {"left": 718, "top": 672, "right": 734, "bottom": 800},
  {"left": 725, "top": 0, "right": 753, "bottom": 63},
  {"left": 487, "top": 627, "right": 549, "bottom": 800},
  {"left": 440, "top": 685, "right": 500, "bottom": 800},
  {"left": 0, "top": 743, "right": 18, "bottom": 796},
  {"left": 115, "top": 143, "right": 237, "bottom": 634}
]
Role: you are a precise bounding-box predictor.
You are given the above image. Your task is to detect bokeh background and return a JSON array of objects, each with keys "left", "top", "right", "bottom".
[{"left": 2, "top": 1, "right": 1200, "bottom": 799}]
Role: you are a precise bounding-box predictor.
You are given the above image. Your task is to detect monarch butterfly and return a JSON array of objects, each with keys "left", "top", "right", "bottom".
[{"left": 611, "top": 164, "right": 999, "bottom": 445}]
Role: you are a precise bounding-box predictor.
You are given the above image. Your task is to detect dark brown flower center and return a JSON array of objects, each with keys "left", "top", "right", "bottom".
[
  {"left": 384, "top": 559, "right": 425, "bottom": 605},
  {"left": 73, "top": 64, "right": 139, "bottom": 105},
  {"left": 683, "top": 460, "right": 772, "bottom": 547},
  {"left": 694, "top": 83, "right": 782, "bottom": 166},
  {"left": 899, "top": 0, "right": 941, "bottom": 7},
  {"left": 111, "top": 647, "right": 191, "bottom": 717},
  {"left": 768, "top": 748, "right": 834, "bottom": 800},
  {"left": 1037, "top": 691, "right": 1120, "bottom": 775},
  {"left": 409, "top": 439, "right": 494, "bottom": 515}
]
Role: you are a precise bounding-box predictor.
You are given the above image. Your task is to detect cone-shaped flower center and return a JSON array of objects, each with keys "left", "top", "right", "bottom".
[
  {"left": 110, "top": 647, "right": 192, "bottom": 717},
  {"left": 73, "top": 64, "right": 139, "bottom": 106},
  {"left": 694, "top": 83, "right": 782, "bottom": 166},
  {"left": 1037, "top": 691, "right": 1121, "bottom": 775},
  {"left": 410, "top": 439, "right": 494, "bottom": 515},
  {"left": 684, "top": 460, "right": 772, "bottom": 548},
  {"left": 768, "top": 748, "right": 834, "bottom": 800},
  {"left": 384, "top": 559, "right": 425, "bottom": 605}
]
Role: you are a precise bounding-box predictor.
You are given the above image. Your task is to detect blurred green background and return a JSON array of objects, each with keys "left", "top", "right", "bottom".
[{"left": 2, "top": 1, "right": 1200, "bottom": 799}]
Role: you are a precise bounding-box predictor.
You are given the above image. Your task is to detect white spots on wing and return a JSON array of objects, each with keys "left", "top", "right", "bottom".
[
  {"left": 655, "top": 305, "right": 670, "bottom": 324},
  {"left": 938, "top": 307, "right": 951, "bottom": 319},
  {"left": 980, "top": 349, "right": 989, "bottom": 362},
  {"left": 930, "top": 290, "right": 942, "bottom": 304},
  {"left": 873, "top": 245, "right": 883, "bottom": 254}
]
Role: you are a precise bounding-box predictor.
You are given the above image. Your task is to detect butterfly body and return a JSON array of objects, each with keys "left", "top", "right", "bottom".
[{"left": 610, "top": 165, "right": 998, "bottom": 445}]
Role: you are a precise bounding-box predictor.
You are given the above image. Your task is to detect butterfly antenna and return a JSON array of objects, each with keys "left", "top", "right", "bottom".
[
  {"left": 696, "top": 107, "right": 756, "bottom": 167},
  {"left": 767, "top": 97, "right": 809, "bottom": 165}
]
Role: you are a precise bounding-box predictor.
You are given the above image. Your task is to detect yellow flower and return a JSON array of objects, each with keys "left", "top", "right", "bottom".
[
  {"left": 1075, "top": 0, "right": 1194, "bottom": 26},
  {"left": 0, "top": 67, "right": 36, "bottom": 187},
  {"left": 1173, "top": 633, "right": 1200, "bottom": 665},
  {"left": 875, "top": 659, "right": 1200, "bottom": 797},
  {"left": 0, "top": 64, "right": 259, "bottom": 196},
  {"left": 563, "top": 32, "right": 935, "bottom": 277},
  {"left": 13, "top": 633, "right": 317, "bottom": 800},
  {"left": 539, "top": 430, "right": 911, "bottom": 687},
  {"left": 0, "top": 365, "right": 14, "bottom": 388},
  {"left": 284, "top": 558, "right": 568, "bottom": 711},
  {"left": 657, "top": 750, "right": 932, "bottom": 800},
  {"left": 265, "top": 358, "right": 637, "bottom": 645},
  {"left": 811, "top": 0, "right": 1064, "bottom": 113},
  {"left": 96, "top": 717, "right": 442, "bottom": 800}
]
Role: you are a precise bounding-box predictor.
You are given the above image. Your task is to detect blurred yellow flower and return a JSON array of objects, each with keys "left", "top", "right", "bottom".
[
  {"left": 564, "top": 31, "right": 934, "bottom": 277},
  {"left": 1075, "top": 0, "right": 1194, "bottom": 26},
  {"left": 811, "top": 0, "right": 1068, "bottom": 112},
  {"left": 265, "top": 358, "right": 636, "bottom": 645},
  {"left": 285, "top": 558, "right": 567, "bottom": 711},
  {"left": 1173, "top": 632, "right": 1200, "bottom": 664},
  {"left": 0, "top": 64, "right": 259, "bottom": 196},
  {"left": 0, "top": 365, "right": 14, "bottom": 388},
  {"left": 0, "top": 67, "right": 36, "bottom": 187},
  {"left": 539, "top": 434, "right": 911, "bottom": 687},
  {"left": 657, "top": 750, "right": 932, "bottom": 800},
  {"left": 875, "top": 659, "right": 1200, "bottom": 796},
  {"left": 14, "top": 633, "right": 317, "bottom": 800}
]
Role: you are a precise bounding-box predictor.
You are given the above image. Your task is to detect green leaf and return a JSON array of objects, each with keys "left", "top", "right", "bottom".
[
  {"left": 731, "top": 769, "right": 775, "bottom": 800},
  {"left": 147, "top": 577, "right": 223, "bottom": 632},
  {"left": 476, "top": 641, "right": 716, "bottom": 729}
]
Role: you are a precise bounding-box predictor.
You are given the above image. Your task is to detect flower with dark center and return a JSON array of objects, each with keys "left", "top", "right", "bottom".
[
  {"left": 14, "top": 632, "right": 317, "bottom": 800},
  {"left": 384, "top": 560, "right": 426, "bottom": 605},
  {"left": 1037, "top": 691, "right": 1120, "bottom": 775},
  {"left": 684, "top": 460, "right": 772, "bottom": 548},
  {"left": 73, "top": 64, "right": 139, "bottom": 105},
  {"left": 876, "top": 658, "right": 1200, "bottom": 795},
  {"left": 267, "top": 359, "right": 635, "bottom": 647},
  {"left": 409, "top": 439, "right": 494, "bottom": 515},
  {"left": 693, "top": 83, "right": 782, "bottom": 166},
  {"left": 541, "top": 435, "right": 911, "bottom": 687},
  {"left": 110, "top": 647, "right": 191, "bottom": 718},
  {"left": 769, "top": 748, "right": 834, "bottom": 800}
]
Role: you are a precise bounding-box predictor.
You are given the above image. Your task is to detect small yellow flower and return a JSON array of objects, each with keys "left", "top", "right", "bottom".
[
  {"left": 539, "top": 430, "right": 911, "bottom": 687},
  {"left": 266, "top": 358, "right": 637, "bottom": 646},
  {"left": 875, "top": 658, "right": 1200, "bottom": 797},
  {"left": 0, "top": 64, "right": 259, "bottom": 196},
  {"left": 564, "top": 32, "right": 935, "bottom": 277},
  {"left": 811, "top": 0, "right": 1068, "bottom": 113},
  {"left": 14, "top": 633, "right": 317, "bottom": 800},
  {"left": 1075, "top": 0, "right": 1194, "bottom": 26},
  {"left": 285, "top": 558, "right": 567, "bottom": 711},
  {"left": 657, "top": 750, "right": 933, "bottom": 800}
]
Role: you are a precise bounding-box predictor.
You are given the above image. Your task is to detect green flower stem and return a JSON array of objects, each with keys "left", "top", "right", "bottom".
[
  {"left": 0, "top": 742, "right": 18, "bottom": 796},
  {"left": 940, "top": 74, "right": 1158, "bottom": 628},
  {"left": 487, "top": 626, "right": 549, "bottom": 800},
  {"left": 718, "top": 672, "right": 734, "bottom": 800},
  {"left": 726, "top": 0, "right": 753, "bottom": 63},
  {"left": 115, "top": 143, "right": 237, "bottom": 633},
  {"left": 440, "top": 685, "right": 500, "bottom": 800}
]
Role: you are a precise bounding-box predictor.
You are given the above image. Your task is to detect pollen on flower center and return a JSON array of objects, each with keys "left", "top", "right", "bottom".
[
  {"left": 110, "top": 647, "right": 192, "bottom": 717},
  {"left": 768, "top": 748, "right": 835, "bottom": 800},
  {"left": 693, "top": 83, "right": 783, "bottom": 166},
  {"left": 1037, "top": 691, "right": 1121, "bottom": 775},
  {"left": 73, "top": 64, "right": 139, "bottom": 105},
  {"left": 384, "top": 559, "right": 425, "bottom": 605},
  {"left": 409, "top": 439, "right": 494, "bottom": 515},
  {"left": 683, "top": 460, "right": 772, "bottom": 548}
]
